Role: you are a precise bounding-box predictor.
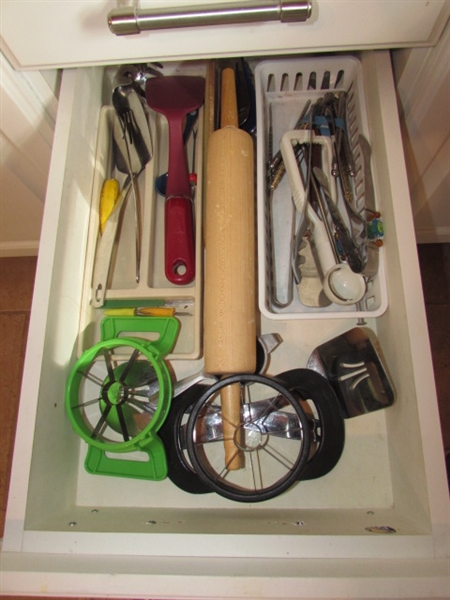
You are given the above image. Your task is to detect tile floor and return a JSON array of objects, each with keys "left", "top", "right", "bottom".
[{"left": 0, "top": 245, "right": 449, "bottom": 600}]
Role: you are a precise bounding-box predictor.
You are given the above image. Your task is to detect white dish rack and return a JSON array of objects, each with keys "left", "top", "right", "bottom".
[{"left": 256, "top": 56, "right": 388, "bottom": 319}]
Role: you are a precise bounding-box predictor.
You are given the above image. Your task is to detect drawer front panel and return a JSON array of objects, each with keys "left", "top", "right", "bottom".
[{"left": 1, "top": 0, "right": 449, "bottom": 69}]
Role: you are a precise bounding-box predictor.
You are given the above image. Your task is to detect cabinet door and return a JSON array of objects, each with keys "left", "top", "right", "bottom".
[
  {"left": 1, "top": 0, "right": 449, "bottom": 69},
  {"left": 0, "top": 52, "right": 57, "bottom": 256},
  {"left": 392, "top": 19, "right": 450, "bottom": 243}
]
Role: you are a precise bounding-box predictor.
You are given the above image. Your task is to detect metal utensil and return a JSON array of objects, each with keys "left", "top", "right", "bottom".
[
  {"left": 112, "top": 83, "right": 153, "bottom": 284},
  {"left": 266, "top": 103, "right": 312, "bottom": 309},
  {"left": 280, "top": 130, "right": 367, "bottom": 306},
  {"left": 358, "top": 134, "right": 382, "bottom": 278},
  {"left": 307, "top": 327, "right": 396, "bottom": 418},
  {"left": 313, "top": 166, "right": 363, "bottom": 273},
  {"left": 92, "top": 173, "right": 134, "bottom": 309},
  {"left": 185, "top": 374, "right": 311, "bottom": 503}
]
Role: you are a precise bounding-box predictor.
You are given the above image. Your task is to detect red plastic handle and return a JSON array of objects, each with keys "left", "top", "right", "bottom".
[
  {"left": 165, "top": 196, "right": 195, "bottom": 285},
  {"left": 163, "top": 112, "right": 195, "bottom": 285},
  {"left": 165, "top": 115, "right": 191, "bottom": 200}
]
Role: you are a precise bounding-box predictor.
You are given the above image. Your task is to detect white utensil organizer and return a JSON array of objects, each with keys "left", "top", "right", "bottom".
[
  {"left": 256, "top": 56, "right": 388, "bottom": 319},
  {"left": 1, "top": 5, "right": 449, "bottom": 598},
  {"left": 78, "top": 94, "right": 204, "bottom": 360}
]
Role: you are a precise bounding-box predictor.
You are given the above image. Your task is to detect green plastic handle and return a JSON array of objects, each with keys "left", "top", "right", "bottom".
[
  {"left": 100, "top": 316, "right": 180, "bottom": 358},
  {"left": 85, "top": 435, "right": 168, "bottom": 480}
]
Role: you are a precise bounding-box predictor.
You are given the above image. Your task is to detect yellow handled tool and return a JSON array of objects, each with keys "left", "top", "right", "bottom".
[
  {"left": 104, "top": 307, "right": 177, "bottom": 317},
  {"left": 99, "top": 179, "right": 120, "bottom": 235}
]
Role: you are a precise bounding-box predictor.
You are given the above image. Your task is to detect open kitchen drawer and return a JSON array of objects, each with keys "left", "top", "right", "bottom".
[{"left": 1, "top": 5, "right": 450, "bottom": 600}]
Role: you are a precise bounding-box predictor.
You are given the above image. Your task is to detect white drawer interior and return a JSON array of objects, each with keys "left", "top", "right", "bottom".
[{"left": 2, "top": 50, "right": 448, "bottom": 596}]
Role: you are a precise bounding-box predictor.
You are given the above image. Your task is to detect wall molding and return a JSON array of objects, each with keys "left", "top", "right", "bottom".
[
  {"left": 0, "top": 240, "right": 40, "bottom": 258},
  {"left": 415, "top": 227, "right": 450, "bottom": 245}
]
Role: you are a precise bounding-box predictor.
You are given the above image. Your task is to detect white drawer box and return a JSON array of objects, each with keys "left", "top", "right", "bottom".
[
  {"left": 1, "top": 47, "right": 449, "bottom": 600},
  {"left": 2, "top": 48, "right": 449, "bottom": 599}
]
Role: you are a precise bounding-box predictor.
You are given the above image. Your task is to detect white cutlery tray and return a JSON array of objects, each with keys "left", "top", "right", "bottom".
[{"left": 77, "top": 97, "right": 204, "bottom": 360}]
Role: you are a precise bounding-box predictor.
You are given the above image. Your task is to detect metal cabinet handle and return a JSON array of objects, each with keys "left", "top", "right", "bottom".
[{"left": 108, "top": 0, "right": 312, "bottom": 36}]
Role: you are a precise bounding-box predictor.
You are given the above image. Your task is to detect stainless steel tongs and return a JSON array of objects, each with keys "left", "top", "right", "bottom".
[{"left": 91, "top": 66, "right": 154, "bottom": 308}]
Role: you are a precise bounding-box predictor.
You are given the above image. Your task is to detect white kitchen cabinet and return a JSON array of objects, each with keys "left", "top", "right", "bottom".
[
  {"left": 392, "top": 18, "right": 450, "bottom": 243},
  {"left": 0, "top": 52, "right": 57, "bottom": 256},
  {"left": 1, "top": 0, "right": 449, "bottom": 70},
  {"left": 1, "top": 2, "right": 449, "bottom": 598}
]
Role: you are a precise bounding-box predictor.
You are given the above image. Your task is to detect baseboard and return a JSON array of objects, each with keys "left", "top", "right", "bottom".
[
  {"left": 415, "top": 227, "right": 450, "bottom": 245},
  {"left": 0, "top": 240, "right": 40, "bottom": 257}
]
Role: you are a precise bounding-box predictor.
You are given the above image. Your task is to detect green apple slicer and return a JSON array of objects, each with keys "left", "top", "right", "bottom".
[{"left": 65, "top": 316, "right": 179, "bottom": 480}]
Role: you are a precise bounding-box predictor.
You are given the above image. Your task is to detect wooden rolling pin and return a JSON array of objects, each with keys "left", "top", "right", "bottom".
[{"left": 204, "top": 67, "right": 256, "bottom": 470}]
